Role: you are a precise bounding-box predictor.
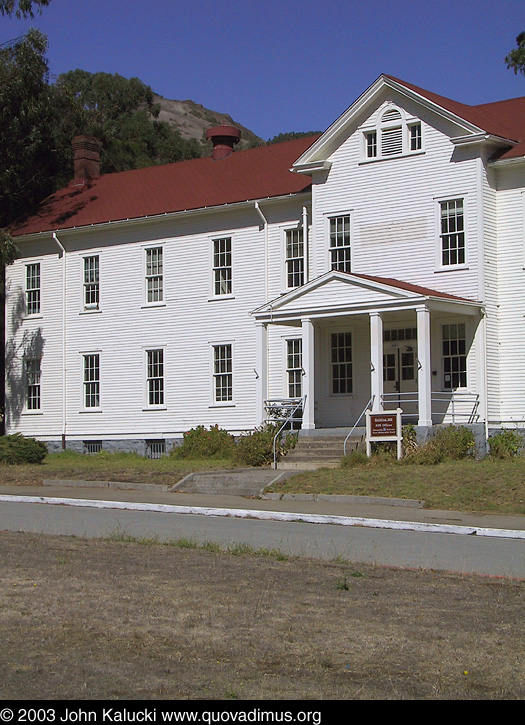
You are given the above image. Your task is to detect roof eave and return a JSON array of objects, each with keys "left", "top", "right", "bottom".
[{"left": 12, "top": 189, "right": 313, "bottom": 242}]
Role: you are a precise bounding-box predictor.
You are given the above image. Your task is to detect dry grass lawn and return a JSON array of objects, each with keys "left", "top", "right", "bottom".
[{"left": 0, "top": 531, "right": 523, "bottom": 701}]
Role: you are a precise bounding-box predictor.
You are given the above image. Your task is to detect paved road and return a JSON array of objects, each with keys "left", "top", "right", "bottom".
[{"left": 1, "top": 485, "right": 524, "bottom": 578}]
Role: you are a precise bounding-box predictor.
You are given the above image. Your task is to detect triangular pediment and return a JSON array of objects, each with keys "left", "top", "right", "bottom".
[
  {"left": 252, "top": 271, "right": 432, "bottom": 321},
  {"left": 292, "top": 75, "right": 503, "bottom": 172}
]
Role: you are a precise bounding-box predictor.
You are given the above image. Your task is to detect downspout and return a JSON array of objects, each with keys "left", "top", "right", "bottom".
[
  {"left": 302, "top": 206, "right": 309, "bottom": 283},
  {"left": 52, "top": 232, "right": 67, "bottom": 449},
  {"left": 254, "top": 202, "right": 269, "bottom": 301}
]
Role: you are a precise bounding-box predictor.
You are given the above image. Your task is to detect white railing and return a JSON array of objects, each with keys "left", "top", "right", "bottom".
[
  {"left": 264, "top": 397, "right": 305, "bottom": 470},
  {"left": 343, "top": 395, "right": 374, "bottom": 456},
  {"left": 381, "top": 391, "right": 480, "bottom": 424}
]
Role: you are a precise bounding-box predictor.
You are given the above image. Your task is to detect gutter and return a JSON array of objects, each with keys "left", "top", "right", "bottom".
[
  {"left": 52, "top": 232, "right": 67, "bottom": 449},
  {"left": 254, "top": 202, "right": 269, "bottom": 302}
]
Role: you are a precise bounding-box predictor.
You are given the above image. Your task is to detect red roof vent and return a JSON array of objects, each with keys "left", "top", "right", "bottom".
[
  {"left": 206, "top": 125, "right": 241, "bottom": 160},
  {"left": 72, "top": 135, "right": 103, "bottom": 182}
]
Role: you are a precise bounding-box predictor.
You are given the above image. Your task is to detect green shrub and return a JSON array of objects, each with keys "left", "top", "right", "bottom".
[
  {"left": 431, "top": 425, "right": 476, "bottom": 459},
  {"left": 488, "top": 429, "right": 523, "bottom": 459},
  {"left": 171, "top": 425, "right": 236, "bottom": 460},
  {"left": 235, "top": 424, "right": 297, "bottom": 467},
  {"left": 400, "top": 425, "right": 476, "bottom": 465},
  {"left": 0, "top": 434, "right": 47, "bottom": 464},
  {"left": 340, "top": 450, "right": 369, "bottom": 468}
]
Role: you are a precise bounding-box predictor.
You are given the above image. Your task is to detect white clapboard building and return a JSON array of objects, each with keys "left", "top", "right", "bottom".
[{"left": 5, "top": 75, "right": 525, "bottom": 455}]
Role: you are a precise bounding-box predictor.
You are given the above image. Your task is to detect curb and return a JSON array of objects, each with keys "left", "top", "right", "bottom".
[{"left": 2, "top": 494, "right": 524, "bottom": 541}]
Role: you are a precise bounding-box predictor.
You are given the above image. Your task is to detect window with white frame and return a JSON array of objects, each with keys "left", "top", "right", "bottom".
[
  {"left": 83, "top": 255, "right": 99, "bottom": 309},
  {"left": 331, "top": 332, "right": 352, "bottom": 395},
  {"left": 364, "top": 130, "right": 377, "bottom": 159},
  {"left": 213, "top": 237, "right": 232, "bottom": 295},
  {"left": 146, "top": 349, "right": 164, "bottom": 406},
  {"left": 83, "top": 354, "right": 100, "bottom": 408},
  {"left": 440, "top": 199, "right": 465, "bottom": 266},
  {"left": 213, "top": 344, "right": 232, "bottom": 403},
  {"left": 285, "top": 229, "right": 304, "bottom": 288},
  {"left": 362, "top": 106, "right": 423, "bottom": 161},
  {"left": 25, "top": 358, "right": 41, "bottom": 410},
  {"left": 26, "top": 263, "right": 40, "bottom": 315},
  {"left": 286, "top": 339, "right": 302, "bottom": 398},
  {"left": 409, "top": 122, "right": 422, "bottom": 151},
  {"left": 145, "top": 247, "right": 163, "bottom": 303},
  {"left": 329, "top": 215, "right": 351, "bottom": 273},
  {"left": 442, "top": 323, "right": 467, "bottom": 389}
]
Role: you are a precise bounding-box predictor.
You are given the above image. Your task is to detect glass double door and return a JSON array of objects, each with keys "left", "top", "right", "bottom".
[{"left": 383, "top": 340, "right": 417, "bottom": 409}]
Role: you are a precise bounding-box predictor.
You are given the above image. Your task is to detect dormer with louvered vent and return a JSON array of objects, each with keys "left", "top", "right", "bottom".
[{"left": 360, "top": 104, "right": 423, "bottom": 161}]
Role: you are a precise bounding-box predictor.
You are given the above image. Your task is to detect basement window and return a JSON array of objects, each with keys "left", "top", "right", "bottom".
[{"left": 146, "top": 440, "right": 166, "bottom": 459}]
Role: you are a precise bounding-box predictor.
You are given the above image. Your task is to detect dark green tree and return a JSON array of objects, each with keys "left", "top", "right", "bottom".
[
  {"left": 267, "top": 131, "right": 321, "bottom": 144},
  {"left": 0, "top": 29, "right": 57, "bottom": 229},
  {"left": 0, "top": 0, "right": 51, "bottom": 18},
  {"left": 505, "top": 31, "right": 525, "bottom": 76},
  {"left": 52, "top": 70, "right": 202, "bottom": 185}
]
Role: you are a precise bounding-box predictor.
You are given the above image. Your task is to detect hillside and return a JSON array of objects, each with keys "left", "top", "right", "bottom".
[{"left": 154, "top": 94, "right": 264, "bottom": 150}]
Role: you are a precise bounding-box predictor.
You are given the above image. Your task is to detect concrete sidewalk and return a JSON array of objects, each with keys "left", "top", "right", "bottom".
[{"left": 1, "top": 479, "right": 524, "bottom": 535}]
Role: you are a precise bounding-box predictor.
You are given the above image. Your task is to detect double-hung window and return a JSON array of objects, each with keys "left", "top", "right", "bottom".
[
  {"left": 409, "top": 123, "right": 422, "bottom": 151},
  {"left": 440, "top": 199, "right": 465, "bottom": 266},
  {"left": 329, "top": 215, "right": 351, "bottom": 273},
  {"left": 213, "top": 344, "right": 232, "bottom": 403},
  {"left": 83, "top": 255, "right": 99, "bottom": 309},
  {"left": 331, "top": 332, "right": 352, "bottom": 395},
  {"left": 26, "top": 263, "right": 41, "bottom": 315},
  {"left": 286, "top": 339, "right": 302, "bottom": 398},
  {"left": 25, "top": 358, "right": 41, "bottom": 411},
  {"left": 442, "top": 323, "right": 467, "bottom": 389},
  {"left": 147, "top": 349, "right": 164, "bottom": 407},
  {"left": 285, "top": 229, "right": 304, "bottom": 288},
  {"left": 145, "top": 247, "right": 163, "bottom": 303},
  {"left": 364, "top": 130, "right": 377, "bottom": 159},
  {"left": 83, "top": 354, "right": 100, "bottom": 409},
  {"left": 213, "top": 237, "right": 232, "bottom": 296}
]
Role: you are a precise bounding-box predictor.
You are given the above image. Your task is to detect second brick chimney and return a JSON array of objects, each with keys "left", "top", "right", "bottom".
[{"left": 72, "top": 135, "right": 103, "bottom": 182}]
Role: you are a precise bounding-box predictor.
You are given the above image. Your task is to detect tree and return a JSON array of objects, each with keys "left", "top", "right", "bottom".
[
  {"left": 0, "top": 28, "right": 57, "bottom": 229},
  {"left": 267, "top": 131, "right": 321, "bottom": 144},
  {"left": 51, "top": 70, "right": 202, "bottom": 184},
  {"left": 0, "top": 0, "right": 51, "bottom": 18},
  {"left": 505, "top": 31, "right": 525, "bottom": 77}
]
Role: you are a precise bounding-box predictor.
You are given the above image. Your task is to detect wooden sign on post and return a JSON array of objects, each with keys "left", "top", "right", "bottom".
[{"left": 366, "top": 408, "right": 403, "bottom": 460}]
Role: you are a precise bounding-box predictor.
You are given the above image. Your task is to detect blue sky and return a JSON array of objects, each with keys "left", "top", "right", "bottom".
[{"left": 2, "top": 0, "right": 525, "bottom": 140}]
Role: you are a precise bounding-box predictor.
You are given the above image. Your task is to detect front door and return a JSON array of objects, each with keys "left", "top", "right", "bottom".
[{"left": 383, "top": 328, "right": 417, "bottom": 416}]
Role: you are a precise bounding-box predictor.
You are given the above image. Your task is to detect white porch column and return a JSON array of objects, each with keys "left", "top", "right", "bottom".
[
  {"left": 255, "top": 322, "right": 268, "bottom": 427},
  {"left": 416, "top": 305, "right": 432, "bottom": 427},
  {"left": 301, "top": 317, "right": 315, "bottom": 429},
  {"left": 369, "top": 312, "right": 383, "bottom": 411}
]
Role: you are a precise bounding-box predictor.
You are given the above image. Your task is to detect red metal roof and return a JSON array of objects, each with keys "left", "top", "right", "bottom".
[
  {"left": 12, "top": 135, "right": 320, "bottom": 237},
  {"left": 353, "top": 273, "right": 476, "bottom": 302},
  {"left": 386, "top": 75, "right": 525, "bottom": 159}
]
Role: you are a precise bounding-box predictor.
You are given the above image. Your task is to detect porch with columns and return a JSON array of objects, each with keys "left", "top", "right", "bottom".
[{"left": 252, "top": 270, "right": 484, "bottom": 433}]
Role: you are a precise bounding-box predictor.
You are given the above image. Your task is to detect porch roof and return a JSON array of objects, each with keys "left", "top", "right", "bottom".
[{"left": 252, "top": 271, "right": 482, "bottom": 322}]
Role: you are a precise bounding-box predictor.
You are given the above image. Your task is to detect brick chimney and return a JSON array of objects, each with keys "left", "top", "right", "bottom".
[
  {"left": 72, "top": 135, "right": 103, "bottom": 182},
  {"left": 206, "top": 125, "right": 241, "bottom": 160}
]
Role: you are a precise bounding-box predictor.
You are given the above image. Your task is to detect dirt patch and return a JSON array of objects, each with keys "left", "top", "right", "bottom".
[{"left": 0, "top": 531, "right": 523, "bottom": 700}]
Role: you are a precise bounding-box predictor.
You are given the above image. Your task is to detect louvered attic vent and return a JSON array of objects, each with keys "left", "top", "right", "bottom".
[{"left": 381, "top": 126, "right": 403, "bottom": 155}]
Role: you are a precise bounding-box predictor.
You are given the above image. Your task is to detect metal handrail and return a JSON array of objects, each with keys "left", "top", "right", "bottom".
[
  {"left": 381, "top": 391, "right": 480, "bottom": 424},
  {"left": 344, "top": 395, "right": 374, "bottom": 456},
  {"left": 272, "top": 396, "right": 306, "bottom": 470}
]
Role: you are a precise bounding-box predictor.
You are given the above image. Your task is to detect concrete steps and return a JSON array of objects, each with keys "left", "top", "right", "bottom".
[{"left": 278, "top": 433, "right": 366, "bottom": 470}]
